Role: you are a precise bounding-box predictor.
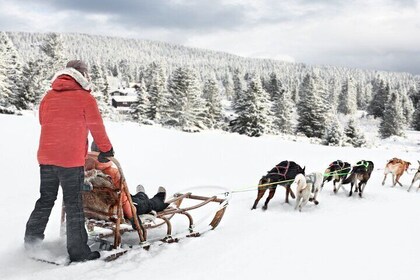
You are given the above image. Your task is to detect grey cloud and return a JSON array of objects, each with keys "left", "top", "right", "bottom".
[
  {"left": 262, "top": 0, "right": 419, "bottom": 23},
  {"left": 1, "top": 0, "right": 420, "bottom": 75},
  {"left": 296, "top": 0, "right": 418, "bottom": 7},
  {"left": 302, "top": 49, "right": 420, "bottom": 75},
  {"left": 0, "top": 9, "right": 30, "bottom": 32},
  {"left": 6, "top": 0, "right": 347, "bottom": 31},
  {"left": 389, "top": 0, "right": 419, "bottom": 7},
  {"left": 20, "top": 0, "right": 249, "bottom": 31},
  {"left": 242, "top": 0, "right": 348, "bottom": 25}
]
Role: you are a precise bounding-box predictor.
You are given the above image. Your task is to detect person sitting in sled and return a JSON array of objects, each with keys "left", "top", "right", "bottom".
[{"left": 88, "top": 142, "right": 169, "bottom": 226}]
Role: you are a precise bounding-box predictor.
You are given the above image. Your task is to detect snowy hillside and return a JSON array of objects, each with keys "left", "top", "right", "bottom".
[
  {"left": 2, "top": 31, "right": 420, "bottom": 143},
  {"left": 0, "top": 114, "right": 419, "bottom": 280}
]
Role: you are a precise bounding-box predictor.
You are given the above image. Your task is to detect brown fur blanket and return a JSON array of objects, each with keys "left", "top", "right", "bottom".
[{"left": 82, "top": 169, "right": 120, "bottom": 221}]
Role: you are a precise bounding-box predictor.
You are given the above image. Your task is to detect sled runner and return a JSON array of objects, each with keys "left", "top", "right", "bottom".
[{"left": 60, "top": 152, "right": 230, "bottom": 255}]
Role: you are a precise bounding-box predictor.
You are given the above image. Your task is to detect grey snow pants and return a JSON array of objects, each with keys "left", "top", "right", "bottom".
[{"left": 25, "top": 165, "right": 91, "bottom": 259}]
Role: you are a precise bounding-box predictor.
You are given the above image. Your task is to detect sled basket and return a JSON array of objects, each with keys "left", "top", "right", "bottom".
[{"left": 60, "top": 153, "right": 230, "bottom": 249}]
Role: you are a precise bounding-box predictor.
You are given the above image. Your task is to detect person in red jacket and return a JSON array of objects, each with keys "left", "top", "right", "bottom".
[{"left": 24, "top": 60, "right": 114, "bottom": 262}]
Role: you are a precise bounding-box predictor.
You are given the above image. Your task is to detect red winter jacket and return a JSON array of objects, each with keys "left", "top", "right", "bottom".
[{"left": 37, "top": 69, "right": 112, "bottom": 167}]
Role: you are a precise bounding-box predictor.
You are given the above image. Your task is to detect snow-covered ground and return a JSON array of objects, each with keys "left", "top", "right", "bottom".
[{"left": 0, "top": 113, "right": 419, "bottom": 280}]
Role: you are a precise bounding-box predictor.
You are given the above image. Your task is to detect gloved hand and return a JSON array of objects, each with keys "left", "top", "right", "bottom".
[
  {"left": 98, "top": 147, "right": 114, "bottom": 163},
  {"left": 82, "top": 181, "right": 93, "bottom": 191}
]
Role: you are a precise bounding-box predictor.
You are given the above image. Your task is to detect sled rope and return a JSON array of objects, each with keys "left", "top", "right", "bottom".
[{"left": 224, "top": 167, "right": 352, "bottom": 195}]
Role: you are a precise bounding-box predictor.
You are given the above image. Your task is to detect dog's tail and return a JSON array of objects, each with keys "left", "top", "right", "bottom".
[
  {"left": 299, "top": 183, "right": 311, "bottom": 194},
  {"left": 258, "top": 176, "right": 271, "bottom": 190},
  {"left": 293, "top": 174, "right": 306, "bottom": 190},
  {"left": 342, "top": 172, "right": 355, "bottom": 185}
]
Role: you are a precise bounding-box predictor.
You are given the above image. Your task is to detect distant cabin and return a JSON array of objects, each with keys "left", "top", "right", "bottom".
[
  {"left": 109, "top": 88, "right": 137, "bottom": 109},
  {"left": 111, "top": 95, "right": 137, "bottom": 108},
  {"left": 110, "top": 90, "right": 128, "bottom": 97}
]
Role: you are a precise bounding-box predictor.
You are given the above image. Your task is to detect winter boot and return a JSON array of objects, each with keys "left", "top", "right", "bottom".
[
  {"left": 157, "top": 186, "right": 166, "bottom": 201},
  {"left": 151, "top": 187, "right": 169, "bottom": 212},
  {"left": 136, "top": 184, "right": 145, "bottom": 194},
  {"left": 70, "top": 251, "right": 100, "bottom": 263},
  {"left": 24, "top": 237, "right": 43, "bottom": 251}
]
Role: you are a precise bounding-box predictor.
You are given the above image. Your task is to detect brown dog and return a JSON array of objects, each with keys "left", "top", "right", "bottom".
[{"left": 382, "top": 158, "right": 411, "bottom": 187}]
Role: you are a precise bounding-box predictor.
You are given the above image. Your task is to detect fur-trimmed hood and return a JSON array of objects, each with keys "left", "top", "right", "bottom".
[{"left": 51, "top": 67, "right": 92, "bottom": 91}]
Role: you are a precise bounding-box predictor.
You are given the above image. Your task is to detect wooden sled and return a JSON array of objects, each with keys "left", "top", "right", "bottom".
[{"left": 60, "top": 153, "right": 230, "bottom": 250}]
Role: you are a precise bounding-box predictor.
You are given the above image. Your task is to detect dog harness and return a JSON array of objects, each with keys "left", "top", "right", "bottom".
[
  {"left": 330, "top": 160, "right": 344, "bottom": 169},
  {"left": 269, "top": 161, "right": 291, "bottom": 178}
]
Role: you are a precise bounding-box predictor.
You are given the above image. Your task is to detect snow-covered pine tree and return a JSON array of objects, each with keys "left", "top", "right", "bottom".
[
  {"left": 100, "top": 64, "right": 110, "bottom": 105},
  {"left": 230, "top": 74, "right": 272, "bottom": 137},
  {"left": 19, "top": 59, "right": 43, "bottom": 109},
  {"left": 356, "top": 82, "right": 371, "bottom": 110},
  {"left": 363, "top": 82, "right": 373, "bottom": 110},
  {"left": 269, "top": 73, "right": 293, "bottom": 134},
  {"left": 323, "top": 113, "right": 344, "bottom": 146},
  {"left": 232, "top": 68, "right": 247, "bottom": 111},
  {"left": 39, "top": 32, "right": 66, "bottom": 76},
  {"left": 379, "top": 90, "right": 405, "bottom": 138},
  {"left": 90, "top": 63, "right": 112, "bottom": 117},
  {"left": 202, "top": 76, "right": 223, "bottom": 129},
  {"left": 273, "top": 94, "right": 294, "bottom": 134},
  {"left": 118, "top": 59, "right": 133, "bottom": 85},
  {"left": 368, "top": 77, "right": 389, "bottom": 118},
  {"left": 338, "top": 77, "right": 357, "bottom": 115},
  {"left": 296, "top": 73, "right": 327, "bottom": 138},
  {"left": 166, "top": 67, "right": 205, "bottom": 131},
  {"left": 146, "top": 62, "right": 168, "bottom": 122},
  {"left": 0, "top": 31, "right": 24, "bottom": 113},
  {"left": 316, "top": 74, "right": 343, "bottom": 143},
  {"left": 290, "top": 79, "right": 300, "bottom": 104},
  {"left": 111, "top": 64, "right": 118, "bottom": 77},
  {"left": 398, "top": 85, "right": 414, "bottom": 127},
  {"left": 344, "top": 118, "right": 366, "bottom": 147},
  {"left": 0, "top": 33, "right": 12, "bottom": 113},
  {"left": 412, "top": 101, "right": 420, "bottom": 131},
  {"left": 90, "top": 64, "right": 107, "bottom": 99},
  {"left": 33, "top": 32, "right": 67, "bottom": 97},
  {"left": 326, "top": 78, "right": 341, "bottom": 111},
  {"left": 222, "top": 73, "right": 234, "bottom": 101},
  {"left": 130, "top": 77, "right": 150, "bottom": 123},
  {"left": 317, "top": 76, "right": 333, "bottom": 122},
  {"left": 266, "top": 72, "right": 282, "bottom": 101},
  {"left": 133, "top": 65, "right": 143, "bottom": 84},
  {"left": 407, "top": 86, "right": 419, "bottom": 109}
]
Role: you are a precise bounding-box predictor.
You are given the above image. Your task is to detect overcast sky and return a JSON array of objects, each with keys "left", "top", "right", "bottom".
[{"left": 1, "top": 0, "right": 419, "bottom": 75}]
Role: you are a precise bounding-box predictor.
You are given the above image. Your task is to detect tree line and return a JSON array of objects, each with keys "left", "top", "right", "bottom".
[{"left": 1, "top": 31, "right": 420, "bottom": 145}]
